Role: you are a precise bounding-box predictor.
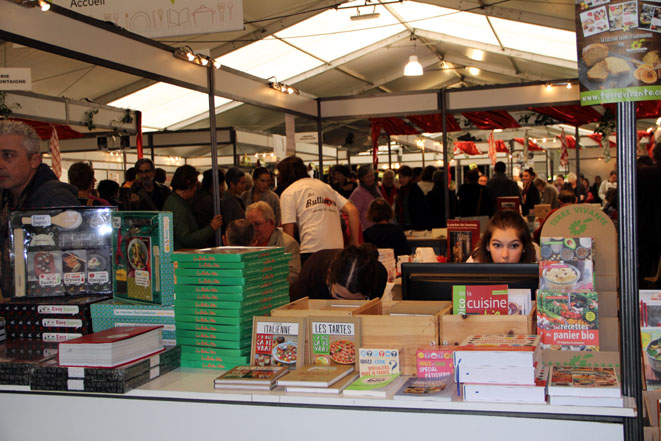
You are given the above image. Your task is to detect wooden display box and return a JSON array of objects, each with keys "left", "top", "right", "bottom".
[
  {"left": 359, "top": 300, "right": 452, "bottom": 375},
  {"left": 269, "top": 297, "right": 381, "bottom": 318},
  {"left": 439, "top": 302, "right": 536, "bottom": 346}
]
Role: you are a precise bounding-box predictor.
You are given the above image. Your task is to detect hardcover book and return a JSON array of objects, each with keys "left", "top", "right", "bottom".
[
  {"left": 415, "top": 346, "right": 455, "bottom": 378},
  {"left": 640, "top": 326, "right": 661, "bottom": 389},
  {"left": 447, "top": 220, "right": 480, "bottom": 263},
  {"left": 342, "top": 372, "right": 402, "bottom": 398},
  {"left": 456, "top": 364, "right": 536, "bottom": 385},
  {"left": 453, "top": 285, "right": 509, "bottom": 315},
  {"left": 251, "top": 317, "right": 305, "bottom": 369},
  {"left": 357, "top": 347, "right": 401, "bottom": 376},
  {"left": 58, "top": 325, "right": 164, "bottom": 368},
  {"left": 536, "top": 291, "right": 599, "bottom": 350},
  {"left": 214, "top": 365, "right": 289, "bottom": 388},
  {"left": 453, "top": 335, "right": 541, "bottom": 368},
  {"left": 276, "top": 364, "right": 354, "bottom": 388},
  {"left": 308, "top": 317, "right": 360, "bottom": 367},
  {"left": 547, "top": 366, "right": 621, "bottom": 398},
  {"left": 285, "top": 372, "right": 359, "bottom": 395},
  {"left": 393, "top": 376, "right": 454, "bottom": 401}
]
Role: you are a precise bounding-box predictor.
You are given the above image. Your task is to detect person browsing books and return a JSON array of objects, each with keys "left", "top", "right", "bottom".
[{"left": 470, "top": 210, "right": 538, "bottom": 263}]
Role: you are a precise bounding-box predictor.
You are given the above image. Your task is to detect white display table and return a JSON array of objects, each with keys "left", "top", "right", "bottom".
[{"left": 0, "top": 368, "right": 636, "bottom": 441}]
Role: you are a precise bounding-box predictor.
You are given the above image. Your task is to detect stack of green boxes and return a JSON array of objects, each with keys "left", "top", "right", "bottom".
[{"left": 172, "top": 247, "right": 291, "bottom": 370}]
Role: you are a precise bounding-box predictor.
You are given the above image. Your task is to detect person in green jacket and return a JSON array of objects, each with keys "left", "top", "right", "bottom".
[{"left": 163, "top": 165, "right": 222, "bottom": 250}]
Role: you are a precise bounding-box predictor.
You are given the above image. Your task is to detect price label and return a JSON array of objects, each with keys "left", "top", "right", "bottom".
[
  {"left": 135, "top": 270, "right": 150, "bottom": 287},
  {"left": 39, "top": 273, "right": 60, "bottom": 286},
  {"left": 88, "top": 271, "right": 108, "bottom": 284},
  {"left": 63, "top": 272, "right": 85, "bottom": 285}
]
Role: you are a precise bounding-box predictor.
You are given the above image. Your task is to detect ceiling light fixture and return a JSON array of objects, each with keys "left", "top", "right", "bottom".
[
  {"left": 545, "top": 83, "right": 553, "bottom": 91},
  {"left": 468, "top": 49, "right": 485, "bottom": 62},
  {"left": 404, "top": 33, "right": 423, "bottom": 77},
  {"left": 267, "top": 77, "right": 300, "bottom": 95},
  {"left": 173, "top": 47, "right": 221, "bottom": 69},
  {"left": 350, "top": 4, "right": 380, "bottom": 21},
  {"left": 39, "top": 0, "right": 49, "bottom": 11},
  {"left": 566, "top": 82, "right": 572, "bottom": 89},
  {"left": 468, "top": 67, "right": 480, "bottom": 76}
]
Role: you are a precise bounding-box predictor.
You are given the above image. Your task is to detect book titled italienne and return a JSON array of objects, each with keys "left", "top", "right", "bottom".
[{"left": 58, "top": 326, "right": 164, "bottom": 368}]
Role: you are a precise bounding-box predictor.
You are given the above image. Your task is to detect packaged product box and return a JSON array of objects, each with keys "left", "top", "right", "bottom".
[
  {"left": 10, "top": 207, "right": 115, "bottom": 298},
  {"left": 111, "top": 212, "right": 174, "bottom": 305}
]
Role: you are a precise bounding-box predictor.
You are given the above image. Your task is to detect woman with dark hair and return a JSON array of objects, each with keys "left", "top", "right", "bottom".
[
  {"left": 472, "top": 210, "right": 537, "bottom": 263},
  {"left": 417, "top": 165, "right": 436, "bottom": 195},
  {"left": 349, "top": 165, "right": 381, "bottom": 231},
  {"left": 68, "top": 162, "right": 109, "bottom": 206},
  {"left": 362, "top": 199, "right": 411, "bottom": 257},
  {"left": 289, "top": 244, "right": 387, "bottom": 301},
  {"left": 163, "top": 165, "right": 222, "bottom": 250},
  {"left": 278, "top": 156, "right": 360, "bottom": 266},
  {"left": 242, "top": 166, "right": 281, "bottom": 226},
  {"left": 521, "top": 168, "right": 540, "bottom": 216}
]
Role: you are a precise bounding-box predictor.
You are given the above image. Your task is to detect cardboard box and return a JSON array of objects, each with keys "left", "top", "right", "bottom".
[
  {"left": 270, "top": 297, "right": 381, "bottom": 318},
  {"left": 359, "top": 300, "right": 451, "bottom": 375},
  {"left": 439, "top": 302, "right": 536, "bottom": 346}
]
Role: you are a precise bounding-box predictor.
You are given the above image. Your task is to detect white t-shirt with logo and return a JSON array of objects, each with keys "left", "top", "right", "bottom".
[{"left": 280, "top": 178, "right": 348, "bottom": 254}]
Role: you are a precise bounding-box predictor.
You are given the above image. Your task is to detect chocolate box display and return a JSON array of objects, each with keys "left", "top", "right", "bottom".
[
  {"left": 10, "top": 207, "right": 115, "bottom": 297},
  {"left": 111, "top": 212, "right": 174, "bottom": 305}
]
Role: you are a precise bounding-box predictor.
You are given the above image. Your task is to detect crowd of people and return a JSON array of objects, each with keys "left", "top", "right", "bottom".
[{"left": 2, "top": 119, "right": 661, "bottom": 300}]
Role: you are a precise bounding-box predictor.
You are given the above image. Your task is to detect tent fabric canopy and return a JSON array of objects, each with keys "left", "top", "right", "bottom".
[{"left": 11, "top": 118, "right": 86, "bottom": 141}]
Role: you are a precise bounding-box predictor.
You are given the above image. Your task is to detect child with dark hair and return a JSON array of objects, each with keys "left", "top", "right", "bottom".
[
  {"left": 362, "top": 199, "right": 411, "bottom": 257},
  {"left": 473, "top": 210, "right": 537, "bottom": 263},
  {"left": 97, "top": 179, "right": 121, "bottom": 208},
  {"left": 289, "top": 244, "right": 387, "bottom": 301}
]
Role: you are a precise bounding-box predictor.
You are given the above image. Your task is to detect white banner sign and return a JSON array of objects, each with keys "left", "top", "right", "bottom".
[
  {"left": 0, "top": 68, "right": 31, "bottom": 90},
  {"left": 52, "top": 0, "right": 244, "bottom": 39}
]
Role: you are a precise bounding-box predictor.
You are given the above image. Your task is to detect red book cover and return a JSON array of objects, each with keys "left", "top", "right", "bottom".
[
  {"left": 447, "top": 220, "right": 481, "bottom": 263},
  {"left": 466, "top": 285, "right": 509, "bottom": 315}
]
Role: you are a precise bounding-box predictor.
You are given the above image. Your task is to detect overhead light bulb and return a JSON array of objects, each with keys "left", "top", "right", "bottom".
[
  {"left": 198, "top": 56, "right": 209, "bottom": 66},
  {"left": 186, "top": 52, "right": 195, "bottom": 62},
  {"left": 469, "top": 49, "right": 485, "bottom": 62},
  {"left": 468, "top": 67, "right": 480, "bottom": 76},
  {"left": 543, "top": 137, "right": 547, "bottom": 143},
  {"left": 286, "top": 86, "right": 295, "bottom": 94},
  {"left": 404, "top": 55, "right": 423, "bottom": 76},
  {"left": 213, "top": 59, "right": 222, "bottom": 69},
  {"left": 566, "top": 82, "right": 572, "bottom": 89},
  {"left": 39, "top": 0, "right": 50, "bottom": 11},
  {"left": 545, "top": 84, "right": 553, "bottom": 90}
]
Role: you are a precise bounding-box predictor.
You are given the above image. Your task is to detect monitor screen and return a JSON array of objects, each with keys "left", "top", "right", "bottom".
[{"left": 401, "top": 262, "right": 539, "bottom": 301}]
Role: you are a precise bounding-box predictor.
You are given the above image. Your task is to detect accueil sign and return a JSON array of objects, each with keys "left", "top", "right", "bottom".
[{"left": 51, "top": 0, "right": 244, "bottom": 38}]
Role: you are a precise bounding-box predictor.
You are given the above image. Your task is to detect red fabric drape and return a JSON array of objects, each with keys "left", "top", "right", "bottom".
[
  {"left": 407, "top": 114, "right": 461, "bottom": 132},
  {"left": 603, "top": 100, "right": 661, "bottom": 119},
  {"left": 495, "top": 139, "right": 508, "bottom": 153},
  {"left": 453, "top": 141, "right": 481, "bottom": 155},
  {"left": 513, "top": 138, "right": 543, "bottom": 151},
  {"left": 11, "top": 118, "right": 85, "bottom": 140},
  {"left": 461, "top": 110, "right": 520, "bottom": 130},
  {"left": 529, "top": 105, "right": 602, "bottom": 126},
  {"left": 555, "top": 134, "right": 576, "bottom": 149}
]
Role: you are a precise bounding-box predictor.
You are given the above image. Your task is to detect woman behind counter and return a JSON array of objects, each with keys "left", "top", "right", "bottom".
[
  {"left": 163, "top": 165, "right": 223, "bottom": 250},
  {"left": 472, "top": 210, "right": 537, "bottom": 263}
]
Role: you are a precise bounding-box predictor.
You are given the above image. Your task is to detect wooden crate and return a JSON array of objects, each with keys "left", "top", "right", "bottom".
[
  {"left": 359, "top": 300, "right": 452, "bottom": 375},
  {"left": 270, "top": 297, "right": 381, "bottom": 318},
  {"left": 440, "top": 302, "right": 537, "bottom": 346}
]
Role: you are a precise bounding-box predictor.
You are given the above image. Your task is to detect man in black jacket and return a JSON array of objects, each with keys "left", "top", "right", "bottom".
[
  {"left": 486, "top": 161, "right": 522, "bottom": 209},
  {"left": 125, "top": 158, "right": 171, "bottom": 210},
  {"left": 0, "top": 120, "right": 79, "bottom": 297}
]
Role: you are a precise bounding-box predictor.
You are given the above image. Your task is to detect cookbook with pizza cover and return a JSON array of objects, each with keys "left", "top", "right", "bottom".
[
  {"left": 547, "top": 366, "right": 621, "bottom": 398},
  {"left": 308, "top": 317, "right": 360, "bottom": 367},
  {"left": 251, "top": 317, "right": 305, "bottom": 369}
]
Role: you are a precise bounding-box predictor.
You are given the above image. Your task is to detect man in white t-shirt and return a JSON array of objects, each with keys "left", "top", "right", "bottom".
[
  {"left": 277, "top": 156, "right": 360, "bottom": 266},
  {"left": 598, "top": 170, "right": 617, "bottom": 206}
]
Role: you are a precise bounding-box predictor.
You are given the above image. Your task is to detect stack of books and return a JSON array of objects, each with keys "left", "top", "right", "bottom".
[
  {"left": 214, "top": 365, "right": 290, "bottom": 390},
  {"left": 342, "top": 347, "right": 403, "bottom": 398},
  {"left": 172, "top": 247, "right": 291, "bottom": 370},
  {"left": 455, "top": 335, "right": 547, "bottom": 404},
  {"left": 537, "top": 237, "right": 599, "bottom": 351},
  {"left": 277, "top": 364, "right": 356, "bottom": 393},
  {"left": 0, "top": 340, "right": 57, "bottom": 385},
  {"left": 547, "top": 366, "right": 623, "bottom": 407},
  {"left": 31, "top": 345, "right": 181, "bottom": 393}
]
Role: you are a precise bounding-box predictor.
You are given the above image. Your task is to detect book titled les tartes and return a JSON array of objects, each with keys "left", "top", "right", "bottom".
[
  {"left": 58, "top": 326, "right": 163, "bottom": 368},
  {"left": 214, "top": 365, "right": 289, "bottom": 390},
  {"left": 277, "top": 364, "right": 355, "bottom": 388}
]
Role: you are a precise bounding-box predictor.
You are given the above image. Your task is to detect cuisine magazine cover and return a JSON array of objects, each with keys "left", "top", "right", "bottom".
[
  {"left": 575, "top": 0, "right": 661, "bottom": 104},
  {"left": 251, "top": 317, "right": 305, "bottom": 369}
]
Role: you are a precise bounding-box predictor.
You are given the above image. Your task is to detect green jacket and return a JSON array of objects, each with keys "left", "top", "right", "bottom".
[{"left": 163, "top": 192, "right": 215, "bottom": 250}]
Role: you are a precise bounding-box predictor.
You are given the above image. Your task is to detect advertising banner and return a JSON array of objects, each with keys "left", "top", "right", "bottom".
[{"left": 576, "top": 0, "right": 661, "bottom": 104}]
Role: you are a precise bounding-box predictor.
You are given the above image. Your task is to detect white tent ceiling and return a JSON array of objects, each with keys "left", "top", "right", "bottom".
[{"left": 2, "top": 0, "right": 652, "bottom": 156}]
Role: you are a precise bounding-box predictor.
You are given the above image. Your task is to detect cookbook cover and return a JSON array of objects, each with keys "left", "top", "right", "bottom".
[
  {"left": 251, "top": 317, "right": 305, "bottom": 369},
  {"left": 308, "top": 317, "right": 360, "bottom": 368},
  {"left": 537, "top": 291, "right": 599, "bottom": 351}
]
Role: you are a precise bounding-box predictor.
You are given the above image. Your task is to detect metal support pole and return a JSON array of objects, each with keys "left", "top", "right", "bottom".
[
  {"left": 617, "top": 101, "right": 643, "bottom": 441},
  {"left": 441, "top": 89, "right": 450, "bottom": 225},
  {"left": 207, "top": 65, "right": 221, "bottom": 246},
  {"left": 509, "top": 139, "right": 515, "bottom": 178},
  {"left": 149, "top": 133, "right": 154, "bottom": 163},
  {"left": 575, "top": 126, "right": 581, "bottom": 181},
  {"left": 317, "top": 99, "right": 323, "bottom": 180},
  {"left": 388, "top": 135, "right": 392, "bottom": 169}
]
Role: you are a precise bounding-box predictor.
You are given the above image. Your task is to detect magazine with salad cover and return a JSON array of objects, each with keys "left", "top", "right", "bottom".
[
  {"left": 251, "top": 317, "right": 305, "bottom": 369},
  {"left": 537, "top": 291, "right": 599, "bottom": 350}
]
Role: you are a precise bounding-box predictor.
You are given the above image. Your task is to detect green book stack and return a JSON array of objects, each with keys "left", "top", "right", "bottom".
[{"left": 172, "top": 247, "right": 291, "bottom": 370}]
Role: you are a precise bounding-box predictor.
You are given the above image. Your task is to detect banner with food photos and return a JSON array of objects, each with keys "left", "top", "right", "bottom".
[{"left": 576, "top": 0, "right": 661, "bottom": 104}]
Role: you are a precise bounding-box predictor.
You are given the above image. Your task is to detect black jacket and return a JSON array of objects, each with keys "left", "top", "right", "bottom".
[
  {"left": 457, "top": 183, "right": 493, "bottom": 217},
  {"left": 486, "top": 172, "right": 522, "bottom": 207},
  {"left": 125, "top": 181, "right": 171, "bottom": 211},
  {"left": 426, "top": 185, "right": 457, "bottom": 228},
  {"left": 14, "top": 164, "right": 79, "bottom": 210},
  {"left": 363, "top": 223, "right": 411, "bottom": 258}
]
